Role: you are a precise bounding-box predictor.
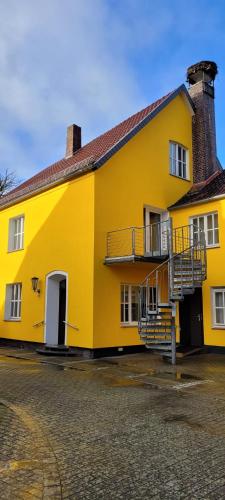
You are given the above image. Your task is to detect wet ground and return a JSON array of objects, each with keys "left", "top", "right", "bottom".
[{"left": 1, "top": 348, "right": 225, "bottom": 498}]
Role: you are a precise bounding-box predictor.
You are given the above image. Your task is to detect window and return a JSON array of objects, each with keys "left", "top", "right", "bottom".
[
  {"left": 8, "top": 215, "right": 24, "bottom": 251},
  {"left": 120, "top": 284, "right": 157, "bottom": 324},
  {"left": 191, "top": 213, "right": 219, "bottom": 247},
  {"left": 121, "top": 285, "right": 139, "bottom": 324},
  {"left": 212, "top": 289, "right": 225, "bottom": 327},
  {"left": 169, "top": 142, "right": 188, "bottom": 179},
  {"left": 5, "top": 283, "right": 22, "bottom": 320}
]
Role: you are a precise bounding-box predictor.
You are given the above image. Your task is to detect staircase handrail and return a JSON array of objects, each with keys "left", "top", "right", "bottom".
[{"left": 140, "top": 238, "right": 205, "bottom": 287}]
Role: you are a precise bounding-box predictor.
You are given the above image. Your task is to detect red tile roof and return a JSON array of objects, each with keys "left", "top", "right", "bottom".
[
  {"left": 0, "top": 85, "right": 191, "bottom": 207},
  {"left": 170, "top": 169, "right": 225, "bottom": 209}
]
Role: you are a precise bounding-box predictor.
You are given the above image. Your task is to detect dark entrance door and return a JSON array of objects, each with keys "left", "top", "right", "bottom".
[
  {"left": 58, "top": 279, "right": 66, "bottom": 345},
  {"left": 179, "top": 288, "right": 204, "bottom": 347}
]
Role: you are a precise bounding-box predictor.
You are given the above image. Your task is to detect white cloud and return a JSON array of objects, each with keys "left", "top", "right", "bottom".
[
  {"left": 0, "top": 0, "right": 224, "bottom": 179},
  {"left": 0, "top": 0, "right": 145, "bottom": 179}
]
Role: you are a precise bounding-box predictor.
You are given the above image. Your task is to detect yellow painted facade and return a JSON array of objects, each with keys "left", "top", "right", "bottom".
[
  {"left": 0, "top": 174, "right": 95, "bottom": 347},
  {"left": 93, "top": 93, "right": 193, "bottom": 348},
  {"left": 171, "top": 199, "right": 225, "bottom": 347},
  {"left": 0, "top": 89, "right": 223, "bottom": 351}
]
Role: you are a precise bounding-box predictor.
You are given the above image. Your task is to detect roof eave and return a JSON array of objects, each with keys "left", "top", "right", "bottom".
[
  {"left": 95, "top": 85, "right": 194, "bottom": 169},
  {"left": 169, "top": 192, "right": 225, "bottom": 211},
  {"left": 0, "top": 157, "right": 95, "bottom": 211}
]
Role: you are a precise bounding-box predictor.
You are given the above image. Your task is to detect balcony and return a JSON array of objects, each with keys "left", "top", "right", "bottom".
[{"left": 105, "top": 221, "right": 170, "bottom": 265}]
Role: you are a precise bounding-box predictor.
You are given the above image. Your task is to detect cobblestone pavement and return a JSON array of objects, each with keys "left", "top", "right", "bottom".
[{"left": 1, "top": 350, "right": 225, "bottom": 499}]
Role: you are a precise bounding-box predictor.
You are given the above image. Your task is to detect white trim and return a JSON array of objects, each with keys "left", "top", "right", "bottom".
[
  {"left": 5, "top": 282, "right": 22, "bottom": 320},
  {"left": 211, "top": 287, "right": 225, "bottom": 328},
  {"left": 44, "top": 271, "right": 68, "bottom": 346},
  {"left": 120, "top": 284, "right": 139, "bottom": 325},
  {"left": 144, "top": 206, "right": 169, "bottom": 255},
  {"left": 8, "top": 214, "right": 25, "bottom": 252},
  {"left": 190, "top": 211, "right": 219, "bottom": 248},
  {"left": 169, "top": 141, "right": 189, "bottom": 180}
]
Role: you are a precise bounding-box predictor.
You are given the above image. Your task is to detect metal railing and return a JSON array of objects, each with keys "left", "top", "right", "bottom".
[
  {"left": 139, "top": 223, "right": 207, "bottom": 316},
  {"left": 106, "top": 220, "right": 170, "bottom": 259}
]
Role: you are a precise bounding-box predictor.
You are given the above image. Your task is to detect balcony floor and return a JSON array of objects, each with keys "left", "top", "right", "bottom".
[{"left": 104, "top": 254, "right": 169, "bottom": 265}]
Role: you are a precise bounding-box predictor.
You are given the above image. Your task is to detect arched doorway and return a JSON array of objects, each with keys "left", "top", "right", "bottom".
[{"left": 45, "top": 271, "right": 68, "bottom": 346}]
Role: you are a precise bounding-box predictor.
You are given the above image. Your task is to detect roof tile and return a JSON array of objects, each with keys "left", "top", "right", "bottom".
[{"left": 1, "top": 90, "right": 174, "bottom": 205}]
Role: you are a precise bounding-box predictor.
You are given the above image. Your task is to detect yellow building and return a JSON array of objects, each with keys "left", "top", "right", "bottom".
[{"left": 0, "top": 60, "right": 224, "bottom": 362}]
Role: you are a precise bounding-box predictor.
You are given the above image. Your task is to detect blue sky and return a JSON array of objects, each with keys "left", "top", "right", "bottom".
[{"left": 1, "top": 0, "right": 225, "bottom": 181}]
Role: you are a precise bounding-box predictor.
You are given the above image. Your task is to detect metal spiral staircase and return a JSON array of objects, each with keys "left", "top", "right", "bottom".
[{"left": 138, "top": 220, "right": 207, "bottom": 364}]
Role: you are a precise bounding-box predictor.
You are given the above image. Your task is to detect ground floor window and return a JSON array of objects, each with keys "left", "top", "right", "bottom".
[
  {"left": 121, "top": 284, "right": 139, "bottom": 324},
  {"left": 140, "top": 286, "right": 157, "bottom": 318},
  {"left": 5, "top": 283, "right": 22, "bottom": 320},
  {"left": 212, "top": 288, "right": 225, "bottom": 327},
  {"left": 121, "top": 284, "right": 157, "bottom": 325}
]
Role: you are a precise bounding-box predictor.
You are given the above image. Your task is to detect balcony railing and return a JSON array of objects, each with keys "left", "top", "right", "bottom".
[{"left": 106, "top": 220, "right": 170, "bottom": 262}]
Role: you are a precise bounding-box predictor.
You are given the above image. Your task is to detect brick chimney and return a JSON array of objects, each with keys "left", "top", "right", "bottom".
[
  {"left": 65, "top": 124, "right": 81, "bottom": 158},
  {"left": 187, "top": 61, "right": 220, "bottom": 184}
]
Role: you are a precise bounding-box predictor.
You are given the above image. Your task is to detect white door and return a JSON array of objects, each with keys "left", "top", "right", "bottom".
[{"left": 144, "top": 209, "right": 169, "bottom": 256}]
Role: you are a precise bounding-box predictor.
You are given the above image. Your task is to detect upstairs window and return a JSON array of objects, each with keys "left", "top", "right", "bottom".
[
  {"left": 191, "top": 213, "right": 219, "bottom": 247},
  {"left": 170, "top": 142, "right": 188, "bottom": 179},
  {"left": 8, "top": 215, "right": 24, "bottom": 251},
  {"left": 5, "top": 283, "right": 22, "bottom": 320}
]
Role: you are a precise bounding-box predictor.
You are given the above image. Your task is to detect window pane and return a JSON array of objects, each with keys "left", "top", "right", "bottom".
[
  {"left": 214, "top": 213, "right": 218, "bottom": 228},
  {"left": 199, "top": 217, "right": 204, "bottom": 231},
  {"left": 124, "top": 304, "right": 129, "bottom": 322},
  {"left": 178, "top": 161, "right": 182, "bottom": 177},
  {"left": 10, "top": 217, "right": 24, "bottom": 251},
  {"left": 178, "top": 146, "right": 182, "bottom": 161},
  {"left": 214, "top": 229, "right": 219, "bottom": 244},
  {"left": 131, "top": 286, "right": 139, "bottom": 322},
  {"left": 10, "top": 300, "right": 15, "bottom": 318},
  {"left": 124, "top": 286, "right": 129, "bottom": 303},
  {"left": 207, "top": 215, "right": 213, "bottom": 230},
  {"left": 215, "top": 292, "right": 223, "bottom": 307},
  {"left": 216, "top": 308, "right": 224, "bottom": 325},
  {"left": 207, "top": 230, "right": 213, "bottom": 245},
  {"left": 121, "top": 304, "right": 124, "bottom": 323},
  {"left": 131, "top": 303, "right": 138, "bottom": 322}
]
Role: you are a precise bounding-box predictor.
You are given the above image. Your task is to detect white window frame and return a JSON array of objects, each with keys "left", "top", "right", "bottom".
[
  {"left": 8, "top": 215, "right": 24, "bottom": 252},
  {"left": 190, "top": 212, "right": 219, "bottom": 248},
  {"left": 212, "top": 288, "right": 225, "bottom": 328},
  {"left": 169, "top": 142, "right": 189, "bottom": 180},
  {"left": 121, "top": 284, "right": 139, "bottom": 326},
  {"left": 120, "top": 284, "right": 157, "bottom": 326},
  {"left": 144, "top": 205, "right": 169, "bottom": 255},
  {"left": 5, "top": 283, "right": 22, "bottom": 321}
]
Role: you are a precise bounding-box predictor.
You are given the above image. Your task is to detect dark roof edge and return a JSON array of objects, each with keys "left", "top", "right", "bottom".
[
  {"left": 169, "top": 192, "right": 225, "bottom": 211},
  {"left": 95, "top": 85, "right": 194, "bottom": 169},
  {"left": 0, "top": 85, "right": 193, "bottom": 211},
  {"left": 0, "top": 157, "right": 95, "bottom": 211}
]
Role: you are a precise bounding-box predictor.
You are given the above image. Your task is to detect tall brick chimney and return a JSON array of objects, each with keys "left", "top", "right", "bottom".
[
  {"left": 65, "top": 124, "right": 81, "bottom": 158},
  {"left": 187, "top": 61, "right": 220, "bottom": 184}
]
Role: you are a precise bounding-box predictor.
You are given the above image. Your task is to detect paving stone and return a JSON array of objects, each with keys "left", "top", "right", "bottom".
[{"left": 1, "top": 351, "right": 225, "bottom": 498}]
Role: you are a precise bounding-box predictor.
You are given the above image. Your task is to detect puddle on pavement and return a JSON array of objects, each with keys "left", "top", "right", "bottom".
[
  {"left": 144, "top": 370, "right": 202, "bottom": 382},
  {"left": 164, "top": 414, "right": 203, "bottom": 430},
  {"left": 103, "top": 375, "right": 144, "bottom": 387}
]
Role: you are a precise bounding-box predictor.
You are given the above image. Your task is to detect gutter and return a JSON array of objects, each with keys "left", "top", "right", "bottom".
[
  {"left": 0, "top": 157, "right": 95, "bottom": 211},
  {"left": 169, "top": 192, "right": 225, "bottom": 211}
]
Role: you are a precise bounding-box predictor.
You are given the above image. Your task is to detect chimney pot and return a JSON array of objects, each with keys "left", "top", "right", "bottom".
[
  {"left": 65, "top": 124, "right": 81, "bottom": 158},
  {"left": 187, "top": 61, "right": 220, "bottom": 183}
]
